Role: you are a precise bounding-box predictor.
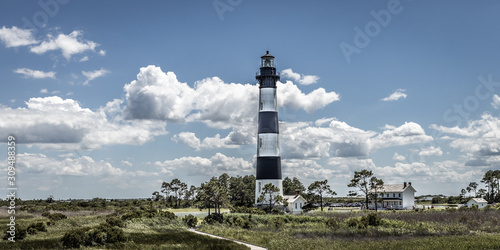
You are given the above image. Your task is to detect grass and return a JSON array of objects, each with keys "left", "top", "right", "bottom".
[
  {"left": 0, "top": 211, "right": 247, "bottom": 249},
  {"left": 198, "top": 209, "right": 500, "bottom": 250}
]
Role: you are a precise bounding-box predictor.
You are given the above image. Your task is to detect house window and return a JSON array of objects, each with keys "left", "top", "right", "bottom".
[
  {"left": 300, "top": 203, "right": 302, "bottom": 208},
  {"left": 295, "top": 203, "right": 297, "bottom": 209},
  {"left": 387, "top": 193, "right": 390, "bottom": 197},
  {"left": 399, "top": 193, "right": 401, "bottom": 198},
  {"left": 258, "top": 182, "right": 261, "bottom": 193},
  {"left": 393, "top": 193, "right": 395, "bottom": 198}
]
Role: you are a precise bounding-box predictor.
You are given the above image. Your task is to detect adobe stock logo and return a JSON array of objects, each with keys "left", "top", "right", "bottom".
[
  {"left": 340, "top": 0, "right": 410, "bottom": 64},
  {"left": 21, "top": 0, "right": 71, "bottom": 34},
  {"left": 213, "top": 0, "right": 243, "bottom": 21}
]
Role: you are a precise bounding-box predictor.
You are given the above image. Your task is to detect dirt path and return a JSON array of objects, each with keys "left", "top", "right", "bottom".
[{"left": 187, "top": 228, "right": 267, "bottom": 250}]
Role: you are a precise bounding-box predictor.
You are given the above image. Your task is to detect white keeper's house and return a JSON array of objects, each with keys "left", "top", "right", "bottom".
[{"left": 371, "top": 182, "right": 416, "bottom": 210}]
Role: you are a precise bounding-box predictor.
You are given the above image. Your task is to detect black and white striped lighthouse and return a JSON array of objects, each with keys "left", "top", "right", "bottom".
[{"left": 255, "top": 51, "right": 283, "bottom": 205}]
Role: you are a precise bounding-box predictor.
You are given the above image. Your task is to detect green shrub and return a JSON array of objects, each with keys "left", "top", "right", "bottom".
[
  {"left": 47, "top": 212, "right": 67, "bottom": 221},
  {"left": 326, "top": 217, "right": 339, "bottom": 229},
  {"left": 269, "top": 217, "right": 285, "bottom": 228},
  {"left": 121, "top": 210, "right": 143, "bottom": 220},
  {"left": 62, "top": 228, "right": 86, "bottom": 248},
  {"left": 183, "top": 214, "right": 198, "bottom": 228},
  {"left": 106, "top": 217, "right": 125, "bottom": 228},
  {"left": 62, "top": 224, "right": 126, "bottom": 247},
  {"left": 346, "top": 217, "right": 359, "bottom": 228},
  {"left": 85, "top": 224, "right": 126, "bottom": 245},
  {"left": 159, "top": 210, "right": 177, "bottom": 220},
  {"left": 361, "top": 213, "right": 381, "bottom": 226},
  {"left": 26, "top": 222, "right": 47, "bottom": 235},
  {"left": 204, "top": 213, "right": 224, "bottom": 225}
]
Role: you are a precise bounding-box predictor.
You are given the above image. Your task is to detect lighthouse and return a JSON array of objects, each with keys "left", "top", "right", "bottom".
[{"left": 255, "top": 51, "right": 283, "bottom": 205}]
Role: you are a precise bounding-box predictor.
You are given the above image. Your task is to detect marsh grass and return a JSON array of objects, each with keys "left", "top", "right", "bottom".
[
  {"left": 0, "top": 211, "right": 248, "bottom": 249},
  {"left": 199, "top": 209, "right": 500, "bottom": 250}
]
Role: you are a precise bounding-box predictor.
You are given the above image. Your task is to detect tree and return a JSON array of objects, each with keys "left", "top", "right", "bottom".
[
  {"left": 162, "top": 178, "right": 188, "bottom": 208},
  {"left": 478, "top": 188, "right": 487, "bottom": 198},
  {"left": 151, "top": 191, "right": 162, "bottom": 202},
  {"left": 481, "top": 170, "right": 500, "bottom": 202},
  {"left": 257, "top": 183, "right": 283, "bottom": 209},
  {"left": 348, "top": 169, "right": 374, "bottom": 210},
  {"left": 196, "top": 176, "right": 229, "bottom": 215},
  {"left": 228, "top": 175, "right": 255, "bottom": 207},
  {"left": 184, "top": 185, "right": 197, "bottom": 207},
  {"left": 283, "top": 177, "right": 306, "bottom": 195},
  {"left": 460, "top": 188, "right": 467, "bottom": 199},
  {"left": 308, "top": 180, "right": 336, "bottom": 212},
  {"left": 368, "top": 177, "right": 384, "bottom": 212}
]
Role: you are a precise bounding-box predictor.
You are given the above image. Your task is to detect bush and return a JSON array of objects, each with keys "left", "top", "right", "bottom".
[
  {"left": 85, "top": 224, "right": 126, "bottom": 245},
  {"left": 121, "top": 210, "right": 143, "bottom": 221},
  {"left": 26, "top": 222, "right": 47, "bottom": 235},
  {"left": 362, "top": 213, "right": 381, "bottom": 226},
  {"left": 62, "top": 228, "right": 86, "bottom": 248},
  {"left": 47, "top": 212, "right": 67, "bottom": 221},
  {"left": 183, "top": 214, "right": 198, "bottom": 228},
  {"left": 346, "top": 217, "right": 359, "bottom": 228},
  {"left": 159, "top": 210, "right": 177, "bottom": 220},
  {"left": 269, "top": 217, "right": 285, "bottom": 228},
  {"left": 326, "top": 217, "right": 339, "bottom": 229},
  {"left": 203, "top": 213, "right": 224, "bottom": 225},
  {"left": 62, "top": 224, "right": 126, "bottom": 248},
  {"left": 106, "top": 217, "right": 125, "bottom": 228}
]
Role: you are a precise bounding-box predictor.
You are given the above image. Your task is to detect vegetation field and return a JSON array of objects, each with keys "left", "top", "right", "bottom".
[
  {"left": 199, "top": 207, "right": 500, "bottom": 250},
  {"left": 0, "top": 207, "right": 248, "bottom": 249}
]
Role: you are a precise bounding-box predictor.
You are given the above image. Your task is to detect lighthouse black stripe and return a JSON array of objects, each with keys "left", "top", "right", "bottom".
[
  {"left": 256, "top": 157, "right": 282, "bottom": 179},
  {"left": 258, "top": 112, "right": 279, "bottom": 134}
]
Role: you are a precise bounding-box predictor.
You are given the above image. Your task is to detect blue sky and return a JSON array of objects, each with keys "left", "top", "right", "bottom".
[{"left": 1, "top": 0, "right": 500, "bottom": 199}]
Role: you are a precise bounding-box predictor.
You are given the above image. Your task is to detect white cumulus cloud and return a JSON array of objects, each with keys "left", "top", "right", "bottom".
[
  {"left": 281, "top": 68, "right": 320, "bottom": 85},
  {"left": 382, "top": 89, "right": 407, "bottom": 101},
  {"left": 419, "top": 146, "right": 443, "bottom": 157},
  {"left": 123, "top": 65, "right": 339, "bottom": 127},
  {"left": 154, "top": 153, "right": 253, "bottom": 176},
  {"left": 14, "top": 68, "right": 56, "bottom": 79},
  {"left": 30, "top": 30, "right": 100, "bottom": 60},
  {"left": 0, "top": 96, "right": 167, "bottom": 150},
  {"left": 0, "top": 26, "right": 38, "bottom": 47}
]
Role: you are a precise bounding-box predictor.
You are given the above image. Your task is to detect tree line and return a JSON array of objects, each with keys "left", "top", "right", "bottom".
[{"left": 152, "top": 169, "right": 499, "bottom": 213}]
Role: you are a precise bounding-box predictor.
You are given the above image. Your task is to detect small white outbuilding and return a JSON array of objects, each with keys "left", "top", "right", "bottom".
[
  {"left": 467, "top": 198, "right": 488, "bottom": 209},
  {"left": 283, "top": 192, "right": 307, "bottom": 214}
]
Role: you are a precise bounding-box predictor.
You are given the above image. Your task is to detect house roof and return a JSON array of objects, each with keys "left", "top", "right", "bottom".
[
  {"left": 370, "top": 184, "right": 417, "bottom": 193},
  {"left": 468, "top": 198, "right": 487, "bottom": 203},
  {"left": 283, "top": 194, "right": 306, "bottom": 203}
]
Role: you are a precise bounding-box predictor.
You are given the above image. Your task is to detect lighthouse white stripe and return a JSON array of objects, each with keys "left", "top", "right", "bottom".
[
  {"left": 257, "top": 133, "right": 280, "bottom": 157},
  {"left": 259, "top": 88, "right": 277, "bottom": 112}
]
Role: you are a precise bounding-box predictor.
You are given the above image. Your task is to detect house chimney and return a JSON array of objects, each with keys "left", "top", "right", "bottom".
[
  {"left": 404, "top": 182, "right": 407, "bottom": 188},
  {"left": 295, "top": 189, "right": 300, "bottom": 196},
  {"left": 408, "top": 182, "right": 412, "bottom": 186}
]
